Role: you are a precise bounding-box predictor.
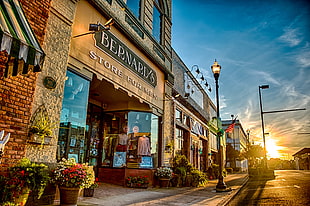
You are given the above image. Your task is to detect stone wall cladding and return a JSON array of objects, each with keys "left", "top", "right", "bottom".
[
  {"left": 0, "top": 0, "right": 51, "bottom": 173},
  {"left": 26, "top": 0, "right": 79, "bottom": 163}
]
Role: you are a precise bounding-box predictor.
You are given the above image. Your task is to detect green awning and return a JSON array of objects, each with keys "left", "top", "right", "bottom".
[{"left": 0, "top": 0, "right": 45, "bottom": 77}]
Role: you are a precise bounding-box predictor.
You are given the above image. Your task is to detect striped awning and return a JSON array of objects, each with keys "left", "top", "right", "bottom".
[{"left": 0, "top": 0, "right": 45, "bottom": 77}]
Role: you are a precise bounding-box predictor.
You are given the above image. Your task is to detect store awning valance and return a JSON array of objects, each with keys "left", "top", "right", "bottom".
[{"left": 0, "top": 0, "right": 45, "bottom": 77}]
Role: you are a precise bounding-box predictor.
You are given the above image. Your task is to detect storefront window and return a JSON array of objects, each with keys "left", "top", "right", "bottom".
[
  {"left": 101, "top": 111, "right": 159, "bottom": 169},
  {"left": 58, "top": 70, "right": 90, "bottom": 163}
]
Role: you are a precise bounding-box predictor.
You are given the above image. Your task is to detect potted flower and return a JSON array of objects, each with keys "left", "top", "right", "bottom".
[
  {"left": 0, "top": 158, "right": 50, "bottom": 206},
  {"left": 51, "top": 158, "right": 95, "bottom": 205},
  {"left": 83, "top": 178, "right": 99, "bottom": 197},
  {"left": 155, "top": 167, "right": 173, "bottom": 188},
  {"left": 126, "top": 176, "right": 149, "bottom": 188},
  {"left": 28, "top": 112, "right": 57, "bottom": 145}
]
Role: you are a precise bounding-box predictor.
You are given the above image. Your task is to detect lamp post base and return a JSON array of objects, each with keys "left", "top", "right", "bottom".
[
  {"left": 216, "top": 178, "right": 232, "bottom": 192},
  {"left": 216, "top": 186, "right": 232, "bottom": 192}
]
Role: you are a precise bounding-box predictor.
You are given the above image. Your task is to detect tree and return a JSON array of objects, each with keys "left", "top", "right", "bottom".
[{"left": 245, "top": 144, "right": 265, "bottom": 167}]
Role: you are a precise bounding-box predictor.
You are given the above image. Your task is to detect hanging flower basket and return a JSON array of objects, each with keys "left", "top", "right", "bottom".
[{"left": 29, "top": 133, "right": 52, "bottom": 145}]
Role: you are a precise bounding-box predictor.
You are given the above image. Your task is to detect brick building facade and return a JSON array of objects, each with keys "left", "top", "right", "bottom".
[{"left": 0, "top": 0, "right": 51, "bottom": 173}]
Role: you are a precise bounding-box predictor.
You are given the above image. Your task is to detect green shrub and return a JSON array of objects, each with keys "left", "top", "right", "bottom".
[
  {"left": 172, "top": 155, "right": 208, "bottom": 187},
  {"left": 172, "top": 155, "right": 192, "bottom": 186},
  {"left": 191, "top": 168, "right": 208, "bottom": 187}
]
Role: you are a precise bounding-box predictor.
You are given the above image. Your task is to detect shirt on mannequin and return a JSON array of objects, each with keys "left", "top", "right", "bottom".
[{"left": 137, "top": 135, "right": 150, "bottom": 156}]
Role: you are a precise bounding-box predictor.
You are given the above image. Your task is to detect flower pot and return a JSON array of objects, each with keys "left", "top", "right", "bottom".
[
  {"left": 59, "top": 187, "right": 81, "bottom": 206},
  {"left": 83, "top": 188, "right": 95, "bottom": 197},
  {"left": 14, "top": 187, "right": 30, "bottom": 206},
  {"left": 159, "top": 178, "right": 170, "bottom": 188}
]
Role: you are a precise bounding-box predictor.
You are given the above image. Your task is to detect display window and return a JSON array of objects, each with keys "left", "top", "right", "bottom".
[
  {"left": 102, "top": 111, "right": 159, "bottom": 169},
  {"left": 58, "top": 69, "right": 90, "bottom": 163}
]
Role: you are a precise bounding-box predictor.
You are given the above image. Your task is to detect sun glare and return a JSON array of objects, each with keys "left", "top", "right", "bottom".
[{"left": 266, "top": 138, "right": 282, "bottom": 158}]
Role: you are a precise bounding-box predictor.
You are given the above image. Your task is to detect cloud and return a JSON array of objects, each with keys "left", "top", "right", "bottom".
[
  {"left": 278, "top": 28, "right": 302, "bottom": 47},
  {"left": 251, "top": 70, "right": 281, "bottom": 86},
  {"left": 279, "top": 28, "right": 302, "bottom": 47},
  {"left": 296, "top": 50, "right": 310, "bottom": 68}
]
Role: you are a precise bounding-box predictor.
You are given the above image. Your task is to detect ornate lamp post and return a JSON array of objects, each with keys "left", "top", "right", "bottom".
[{"left": 211, "top": 60, "right": 229, "bottom": 192}]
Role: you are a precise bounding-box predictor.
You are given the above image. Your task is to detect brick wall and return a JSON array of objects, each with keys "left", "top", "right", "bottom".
[{"left": 0, "top": 0, "right": 51, "bottom": 173}]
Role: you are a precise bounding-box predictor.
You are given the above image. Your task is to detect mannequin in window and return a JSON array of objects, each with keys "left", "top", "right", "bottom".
[
  {"left": 116, "top": 125, "right": 129, "bottom": 152},
  {"left": 137, "top": 135, "right": 151, "bottom": 156},
  {"left": 128, "top": 125, "right": 140, "bottom": 150}
]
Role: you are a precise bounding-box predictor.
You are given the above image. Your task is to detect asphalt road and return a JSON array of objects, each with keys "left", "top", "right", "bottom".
[{"left": 227, "top": 170, "right": 310, "bottom": 206}]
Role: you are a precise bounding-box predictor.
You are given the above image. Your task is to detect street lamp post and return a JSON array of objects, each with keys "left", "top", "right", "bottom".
[
  {"left": 211, "top": 60, "right": 229, "bottom": 192},
  {"left": 258, "top": 85, "right": 269, "bottom": 169}
]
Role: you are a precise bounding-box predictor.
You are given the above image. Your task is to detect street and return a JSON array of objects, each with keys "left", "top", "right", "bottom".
[{"left": 227, "top": 170, "right": 310, "bottom": 206}]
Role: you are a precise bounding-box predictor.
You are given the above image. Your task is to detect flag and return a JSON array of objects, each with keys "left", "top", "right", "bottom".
[{"left": 225, "top": 116, "right": 237, "bottom": 133}]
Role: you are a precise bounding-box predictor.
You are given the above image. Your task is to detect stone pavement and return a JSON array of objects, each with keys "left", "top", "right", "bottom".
[{"left": 54, "top": 173, "right": 248, "bottom": 206}]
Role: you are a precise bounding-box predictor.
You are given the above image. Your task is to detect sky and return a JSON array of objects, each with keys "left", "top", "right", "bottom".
[{"left": 172, "top": 0, "right": 310, "bottom": 159}]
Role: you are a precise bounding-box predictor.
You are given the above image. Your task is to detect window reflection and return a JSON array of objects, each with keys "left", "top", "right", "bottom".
[
  {"left": 126, "top": 0, "right": 141, "bottom": 18},
  {"left": 58, "top": 70, "right": 90, "bottom": 163},
  {"left": 153, "top": 5, "right": 161, "bottom": 42}
]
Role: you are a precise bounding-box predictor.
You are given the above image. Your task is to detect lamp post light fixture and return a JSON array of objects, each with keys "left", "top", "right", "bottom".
[
  {"left": 211, "top": 60, "right": 230, "bottom": 192},
  {"left": 258, "top": 84, "right": 269, "bottom": 169}
]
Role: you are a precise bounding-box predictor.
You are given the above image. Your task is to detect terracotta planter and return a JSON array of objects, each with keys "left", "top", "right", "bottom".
[
  {"left": 14, "top": 187, "right": 30, "bottom": 206},
  {"left": 59, "top": 186, "right": 81, "bottom": 206},
  {"left": 159, "top": 178, "right": 170, "bottom": 188},
  {"left": 83, "top": 188, "right": 95, "bottom": 197}
]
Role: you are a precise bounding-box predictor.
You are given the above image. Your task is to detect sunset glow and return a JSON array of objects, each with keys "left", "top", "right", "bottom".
[{"left": 266, "top": 138, "right": 282, "bottom": 159}]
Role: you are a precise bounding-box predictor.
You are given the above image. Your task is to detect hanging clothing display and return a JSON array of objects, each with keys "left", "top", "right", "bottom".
[{"left": 137, "top": 135, "right": 151, "bottom": 156}]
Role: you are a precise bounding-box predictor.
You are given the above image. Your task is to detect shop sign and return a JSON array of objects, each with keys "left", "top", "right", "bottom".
[
  {"left": 94, "top": 28, "right": 157, "bottom": 87},
  {"left": 89, "top": 50, "right": 158, "bottom": 100},
  {"left": 191, "top": 120, "right": 204, "bottom": 135}
]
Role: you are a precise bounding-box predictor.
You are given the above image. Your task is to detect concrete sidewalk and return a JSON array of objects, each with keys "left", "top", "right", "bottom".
[{"left": 55, "top": 173, "right": 248, "bottom": 206}]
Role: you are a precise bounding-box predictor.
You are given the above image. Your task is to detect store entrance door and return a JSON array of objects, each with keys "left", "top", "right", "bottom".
[{"left": 85, "top": 103, "right": 104, "bottom": 175}]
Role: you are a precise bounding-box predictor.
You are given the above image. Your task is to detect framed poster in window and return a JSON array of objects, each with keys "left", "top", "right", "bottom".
[
  {"left": 113, "top": 152, "right": 126, "bottom": 168},
  {"left": 140, "top": 156, "right": 153, "bottom": 168},
  {"left": 70, "top": 136, "right": 76, "bottom": 147}
]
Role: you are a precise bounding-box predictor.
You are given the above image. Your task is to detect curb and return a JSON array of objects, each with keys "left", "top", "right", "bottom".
[{"left": 218, "top": 174, "right": 249, "bottom": 206}]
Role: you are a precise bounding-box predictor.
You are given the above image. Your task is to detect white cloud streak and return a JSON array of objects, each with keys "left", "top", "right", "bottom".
[{"left": 279, "top": 28, "right": 302, "bottom": 47}]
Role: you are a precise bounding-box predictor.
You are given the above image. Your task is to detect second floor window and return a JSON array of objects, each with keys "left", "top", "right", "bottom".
[
  {"left": 153, "top": 1, "right": 162, "bottom": 42},
  {"left": 126, "top": 0, "right": 141, "bottom": 19},
  {"left": 175, "top": 109, "right": 182, "bottom": 122}
]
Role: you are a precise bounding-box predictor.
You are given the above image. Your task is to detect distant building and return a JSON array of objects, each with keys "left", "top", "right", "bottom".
[
  {"left": 171, "top": 50, "right": 217, "bottom": 171},
  {"left": 293, "top": 148, "right": 310, "bottom": 170},
  {"left": 222, "top": 119, "right": 249, "bottom": 172}
]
